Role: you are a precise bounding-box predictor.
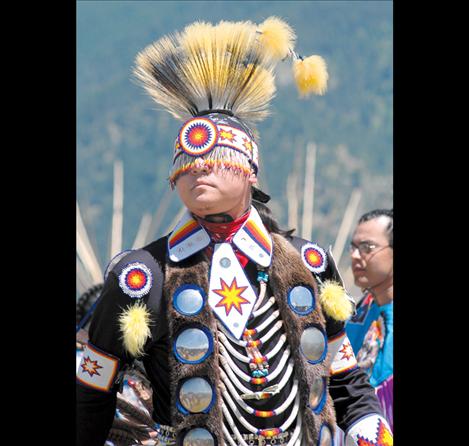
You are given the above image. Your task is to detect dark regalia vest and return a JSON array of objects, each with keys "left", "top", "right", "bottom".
[{"left": 164, "top": 228, "right": 336, "bottom": 445}]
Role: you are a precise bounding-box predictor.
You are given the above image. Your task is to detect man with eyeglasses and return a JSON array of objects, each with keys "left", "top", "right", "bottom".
[{"left": 345, "top": 209, "right": 393, "bottom": 431}]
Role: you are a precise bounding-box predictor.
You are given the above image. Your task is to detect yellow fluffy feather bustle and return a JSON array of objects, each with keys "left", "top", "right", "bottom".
[
  {"left": 319, "top": 280, "right": 353, "bottom": 321},
  {"left": 257, "top": 16, "right": 296, "bottom": 60},
  {"left": 292, "top": 55, "right": 328, "bottom": 97},
  {"left": 118, "top": 302, "right": 152, "bottom": 357}
]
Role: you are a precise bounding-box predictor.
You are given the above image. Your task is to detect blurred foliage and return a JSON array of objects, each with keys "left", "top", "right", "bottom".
[{"left": 77, "top": 0, "right": 393, "bottom": 268}]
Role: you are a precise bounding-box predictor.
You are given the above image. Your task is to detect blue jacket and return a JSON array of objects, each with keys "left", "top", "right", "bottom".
[{"left": 345, "top": 293, "right": 393, "bottom": 387}]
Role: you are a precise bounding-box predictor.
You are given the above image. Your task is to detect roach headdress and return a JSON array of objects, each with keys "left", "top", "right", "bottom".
[{"left": 133, "top": 17, "right": 328, "bottom": 186}]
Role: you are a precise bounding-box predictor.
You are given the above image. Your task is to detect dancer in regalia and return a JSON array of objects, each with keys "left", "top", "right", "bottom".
[{"left": 77, "top": 17, "right": 393, "bottom": 446}]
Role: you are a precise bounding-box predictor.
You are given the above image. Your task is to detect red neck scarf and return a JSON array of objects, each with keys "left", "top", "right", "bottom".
[{"left": 195, "top": 210, "right": 251, "bottom": 267}]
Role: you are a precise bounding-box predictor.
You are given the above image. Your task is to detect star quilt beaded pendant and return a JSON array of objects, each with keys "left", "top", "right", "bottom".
[{"left": 208, "top": 243, "right": 258, "bottom": 339}]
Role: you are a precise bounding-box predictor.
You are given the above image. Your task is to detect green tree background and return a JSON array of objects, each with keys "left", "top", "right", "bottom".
[{"left": 77, "top": 0, "right": 392, "bottom": 275}]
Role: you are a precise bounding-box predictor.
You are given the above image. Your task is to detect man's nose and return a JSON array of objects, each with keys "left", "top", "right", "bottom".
[
  {"left": 350, "top": 247, "right": 361, "bottom": 260},
  {"left": 190, "top": 160, "right": 211, "bottom": 175}
]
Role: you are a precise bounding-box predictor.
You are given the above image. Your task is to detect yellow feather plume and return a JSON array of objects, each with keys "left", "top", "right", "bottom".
[
  {"left": 257, "top": 16, "right": 296, "bottom": 60},
  {"left": 292, "top": 55, "right": 328, "bottom": 97},
  {"left": 118, "top": 302, "right": 152, "bottom": 357},
  {"left": 319, "top": 280, "right": 353, "bottom": 321},
  {"left": 134, "top": 19, "right": 276, "bottom": 129}
]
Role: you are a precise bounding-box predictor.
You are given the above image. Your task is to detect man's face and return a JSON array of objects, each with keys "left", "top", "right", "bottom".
[
  {"left": 175, "top": 160, "right": 257, "bottom": 217},
  {"left": 350, "top": 216, "right": 393, "bottom": 290}
]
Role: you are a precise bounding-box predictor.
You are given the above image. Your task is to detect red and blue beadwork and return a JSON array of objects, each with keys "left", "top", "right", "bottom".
[
  {"left": 301, "top": 243, "right": 327, "bottom": 274},
  {"left": 118, "top": 262, "right": 153, "bottom": 299},
  {"left": 178, "top": 117, "right": 219, "bottom": 157}
]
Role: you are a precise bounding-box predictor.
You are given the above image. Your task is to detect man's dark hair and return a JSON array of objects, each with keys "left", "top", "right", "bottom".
[
  {"left": 358, "top": 209, "right": 393, "bottom": 248},
  {"left": 252, "top": 200, "right": 295, "bottom": 238}
]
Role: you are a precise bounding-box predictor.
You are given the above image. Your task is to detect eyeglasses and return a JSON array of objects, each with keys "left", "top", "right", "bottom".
[{"left": 348, "top": 241, "right": 390, "bottom": 256}]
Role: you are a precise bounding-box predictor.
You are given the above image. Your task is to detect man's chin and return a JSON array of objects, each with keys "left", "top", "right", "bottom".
[
  {"left": 188, "top": 200, "right": 225, "bottom": 217},
  {"left": 353, "top": 276, "right": 369, "bottom": 290}
]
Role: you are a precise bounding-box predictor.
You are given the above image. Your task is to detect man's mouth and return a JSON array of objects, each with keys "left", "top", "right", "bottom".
[
  {"left": 352, "top": 265, "right": 366, "bottom": 274},
  {"left": 192, "top": 181, "right": 214, "bottom": 190}
]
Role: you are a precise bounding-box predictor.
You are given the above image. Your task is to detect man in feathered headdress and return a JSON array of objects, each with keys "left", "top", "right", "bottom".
[{"left": 77, "top": 18, "right": 393, "bottom": 446}]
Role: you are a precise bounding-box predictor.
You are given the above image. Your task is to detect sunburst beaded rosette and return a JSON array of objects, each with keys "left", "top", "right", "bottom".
[
  {"left": 178, "top": 118, "right": 219, "bottom": 157},
  {"left": 133, "top": 17, "right": 328, "bottom": 186}
]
